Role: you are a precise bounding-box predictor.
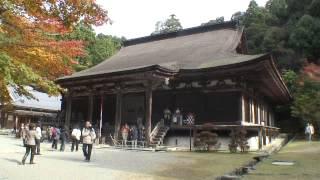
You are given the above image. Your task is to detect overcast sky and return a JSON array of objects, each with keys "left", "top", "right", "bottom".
[{"left": 94, "top": 0, "right": 268, "bottom": 39}]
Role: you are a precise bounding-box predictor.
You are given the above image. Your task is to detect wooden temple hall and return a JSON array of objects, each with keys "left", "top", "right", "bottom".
[{"left": 56, "top": 21, "right": 291, "bottom": 150}]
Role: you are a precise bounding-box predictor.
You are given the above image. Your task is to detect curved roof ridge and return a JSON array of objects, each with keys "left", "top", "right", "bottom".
[{"left": 124, "top": 21, "right": 239, "bottom": 46}]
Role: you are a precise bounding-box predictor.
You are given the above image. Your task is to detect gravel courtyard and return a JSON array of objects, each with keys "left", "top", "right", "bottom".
[{"left": 0, "top": 135, "right": 254, "bottom": 180}]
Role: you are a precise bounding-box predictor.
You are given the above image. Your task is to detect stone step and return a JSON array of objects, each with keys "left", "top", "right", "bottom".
[
  {"left": 151, "top": 138, "right": 162, "bottom": 142},
  {"left": 153, "top": 134, "right": 165, "bottom": 139},
  {"left": 150, "top": 126, "right": 170, "bottom": 148},
  {"left": 157, "top": 130, "right": 167, "bottom": 133}
]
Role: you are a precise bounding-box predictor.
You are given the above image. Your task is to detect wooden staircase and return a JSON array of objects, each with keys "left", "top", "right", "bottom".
[{"left": 149, "top": 121, "right": 170, "bottom": 148}]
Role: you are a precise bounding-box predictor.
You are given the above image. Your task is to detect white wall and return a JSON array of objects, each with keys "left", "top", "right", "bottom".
[{"left": 164, "top": 135, "right": 264, "bottom": 151}]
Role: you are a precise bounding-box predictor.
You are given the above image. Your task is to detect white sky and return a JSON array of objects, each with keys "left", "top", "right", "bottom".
[{"left": 94, "top": 0, "right": 268, "bottom": 39}]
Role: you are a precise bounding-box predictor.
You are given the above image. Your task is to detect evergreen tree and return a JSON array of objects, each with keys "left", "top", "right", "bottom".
[
  {"left": 240, "top": 0, "right": 320, "bottom": 127},
  {"left": 152, "top": 14, "right": 183, "bottom": 34}
]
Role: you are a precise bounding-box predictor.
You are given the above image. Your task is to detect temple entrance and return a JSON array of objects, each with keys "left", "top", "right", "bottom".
[
  {"left": 152, "top": 91, "right": 241, "bottom": 126},
  {"left": 92, "top": 95, "right": 116, "bottom": 126},
  {"left": 91, "top": 95, "right": 116, "bottom": 141},
  {"left": 121, "top": 93, "right": 145, "bottom": 126},
  {"left": 70, "top": 97, "right": 88, "bottom": 126}
]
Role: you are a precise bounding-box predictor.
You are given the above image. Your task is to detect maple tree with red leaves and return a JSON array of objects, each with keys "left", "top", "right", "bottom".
[
  {"left": 303, "top": 63, "right": 320, "bottom": 82},
  {"left": 0, "top": 0, "right": 108, "bottom": 103}
]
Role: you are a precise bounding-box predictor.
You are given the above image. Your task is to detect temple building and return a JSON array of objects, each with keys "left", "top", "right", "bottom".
[
  {"left": 56, "top": 21, "right": 291, "bottom": 150},
  {"left": 0, "top": 86, "right": 61, "bottom": 129}
]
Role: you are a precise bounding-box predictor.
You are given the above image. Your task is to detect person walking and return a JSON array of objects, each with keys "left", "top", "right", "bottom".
[
  {"left": 71, "top": 126, "right": 81, "bottom": 152},
  {"left": 310, "top": 123, "right": 315, "bottom": 140},
  {"left": 137, "top": 125, "right": 146, "bottom": 147},
  {"left": 35, "top": 124, "right": 42, "bottom": 155},
  {"left": 131, "top": 125, "right": 138, "bottom": 148},
  {"left": 163, "top": 108, "right": 172, "bottom": 126},
  {"left": 305, "top": 123, "right": 315, "bottom": 142},
  {"left": 82, "top": 121, "right": 96, "bottom": 162},
  {"left": 47, "top": 126, "right": 52, "bottom": 142},
  {"left": 51, "top": 125, "right": 60, "bottom": 150},
  {"left": 21, "top": 123, "right": 40, "bottom": 165},
  {"left": 20, "top": 123, "right": 27, "bottom": 147},
  {"left": 121, "top": 123, "right": 129, "bottom": 147},
  {"left": 60, "top": 126, "right": 68, "bottom": 151}
]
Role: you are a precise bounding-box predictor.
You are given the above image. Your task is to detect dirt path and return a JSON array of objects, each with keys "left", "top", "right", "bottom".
[{"left": 0, "top": 135, "right": 254, "bottom": 180}]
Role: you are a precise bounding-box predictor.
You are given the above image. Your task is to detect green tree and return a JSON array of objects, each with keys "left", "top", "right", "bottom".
[
  {"left": 62, "top": 23, "right": 123, "bottom": 71},
  {"left": 240, "top": 0, "right": 313, "bottom": 69},
  {"left": 266, "top": 0, "right": 288, "bottom": 24},
  {"left": 281, "top": 70, "right": 320, "bottom": 127},
  {"left": 201, "top": 16, "right": 225, "bottom": 26},
  {"left": 89, "top": 34, "right": 123, "bottom": 67},
  {"left": 152, "top": 14, "right": 183, "bottom": 34},
  {"left": 244, "top": 0, "right": 320, "bottom": 64},
  {"left": 231, "top": 11, "right": 245, "bottom": 22},
  {"left": 289, "top": 15, "right": 320, "bottom": 63},
  {"left": 239, "top": 0, "right": 320, "bottom": 130}
]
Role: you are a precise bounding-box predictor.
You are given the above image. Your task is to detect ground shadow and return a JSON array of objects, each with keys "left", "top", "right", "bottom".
[
  {"left": 14, "top": 144, "right": 24, "bottom": 147},
  {"left": 2, "top": 158, "right": 21, "bottom": 165},
  {"left": 43, "top": 154, "right": 86, "bottom": 163}
]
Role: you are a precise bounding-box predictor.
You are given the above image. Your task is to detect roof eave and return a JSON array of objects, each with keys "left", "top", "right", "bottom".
[
  {"left": 55, "top": 65, "right": 177, "bottom": 84},
  {"left": 269, "top": 55, "right": 292, "bottom": 101},
  {"left": 178, "top": 54, "right": 269, "bottom": 74}
]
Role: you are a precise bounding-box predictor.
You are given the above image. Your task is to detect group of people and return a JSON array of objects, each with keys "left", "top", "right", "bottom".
[
  {"left": 20, "top": 121, "right": 96, "bottom": 165},
  {"left": 121, "top": 123, "right": 145, "bottom": 148},
  {"left": 163, "top": 108, "right": 195, "bottom": 126},
  {"left": 49, "top": 125, "right": 69, "bottom": 151}
]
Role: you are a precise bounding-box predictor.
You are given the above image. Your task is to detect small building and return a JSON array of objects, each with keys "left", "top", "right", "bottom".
[
  {"left": 0, "top": 86, "right": 61, "bottom": 129},
  {"left": 56, "top": 22, "right": 291, "bottom": 150}
]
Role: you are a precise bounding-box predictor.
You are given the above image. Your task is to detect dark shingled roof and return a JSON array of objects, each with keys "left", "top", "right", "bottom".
[{"left": 58, "top": 21, "right": 265, "bottom": 80}]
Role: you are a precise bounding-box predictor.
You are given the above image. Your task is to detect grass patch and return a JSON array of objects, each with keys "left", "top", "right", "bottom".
[
  {"left": 154, "top": 151, "right": 256, "bottom": 180},
  {"left": 244, "top": 141, "right": 320, "bottom": 180}
]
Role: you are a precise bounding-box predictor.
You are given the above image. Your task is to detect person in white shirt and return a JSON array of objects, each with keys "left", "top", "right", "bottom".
[
  {"left": 71, "top": 125, "right": 81, "bottom": 152},
  {"left": 35, "top": 124, "right": 42, "bottom": 155},
  {"left": 305, "top": 123, "right": 315, "bottom": 142}
]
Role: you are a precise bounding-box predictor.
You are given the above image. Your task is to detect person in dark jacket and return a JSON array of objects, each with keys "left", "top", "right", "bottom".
[
  {"left": 51, "top": 125, "right": 60, "bottom": 149},
  {"left": 59, "top": 126, "right": 68, "bottom": 151},
  {"left": 138, "top": 125, "right": 145, "bottom": 147},
  {"left": 131, "top": 125, "right": 138, "bottom": 148}
]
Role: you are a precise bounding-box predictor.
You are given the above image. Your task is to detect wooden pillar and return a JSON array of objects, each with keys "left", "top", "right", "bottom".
[
  {"left": 240, "top": 93, "right": 245, "bottom": 125},
  {"left": 0, "top": 110, "right": 4, "bottom": 128},
  {"left": 15, "top": 116, "right": 18, "bottom": 130},
  {"left": 262, "top": 127, "right": 266, "bottom": 145},
  {"left": 145, "top": 81, "right": 153, "bottom": 145},
  {"left": 258, "top": 127, "right": 263, "bottom": 149},
  {"left": 99, "top": 95, "right": 103, "bottom": 141},
  {"left": 268, "top": 128, "right": 272, "bottom": 143},
  {"left": 257, "top": 103, "right": 261, "bottom": 125},
  {"left": 193, "top": 126, "right": 198, "bottom": 147},
  {"left": 87, "top": 94, "right": 94, "bottom": 122},
  {"left": 65, "top": 93, "right": 72, "bottom": 129},
  {"left": 114, "top": 91, "right": 122, "bottom": 140}
]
